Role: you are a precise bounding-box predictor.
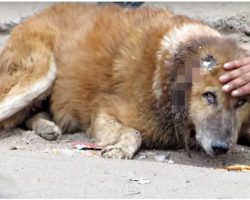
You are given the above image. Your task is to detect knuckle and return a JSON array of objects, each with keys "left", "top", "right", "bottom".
[
  {"left": 238, "top": 66, "right": 246, "bottom": 74},
  {"left": 240, "top": 84, "right": 250, "bottom": 95},
  {"left": 230, "top": 70, "right": 240, "bottom": 79},
  {"left": 225, "top": 72, "right": 234, "bottom": 79},
  {"left": 228, "top": 81, "right": 236, "bottom": 89},
  {"left": 235, "top": 59, "right": 244, "bottom": 66},
  {"left": 241, "top": 74, "right": 250, "bottom": 83}
]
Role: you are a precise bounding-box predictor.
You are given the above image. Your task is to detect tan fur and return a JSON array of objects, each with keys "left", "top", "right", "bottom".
[
  {"left": 0, "top": 3, "right": 249, "bottom": 158},
  {"left": 26, "top": 112, "right": 61, "bottom": 140}
]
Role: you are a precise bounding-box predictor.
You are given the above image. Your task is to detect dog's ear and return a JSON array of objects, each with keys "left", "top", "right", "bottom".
[{"left": 200, "top": 55, "right": 217, "bottom": 72}]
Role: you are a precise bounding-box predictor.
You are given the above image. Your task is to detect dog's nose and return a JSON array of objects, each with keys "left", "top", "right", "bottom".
[{"left": 211, "top": 141, "right": 229, "bottom": 155}]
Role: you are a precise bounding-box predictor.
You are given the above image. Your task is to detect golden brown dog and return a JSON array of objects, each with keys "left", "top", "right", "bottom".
[{"left": 0, "top": 3, "right": 249, "bottom": 158}]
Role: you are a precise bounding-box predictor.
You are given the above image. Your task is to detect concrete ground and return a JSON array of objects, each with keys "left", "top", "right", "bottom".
[
  {"left": 1, "top": 150, "right": 250, "bottom": 198},
  {"left": 0, "top": 2, "right": 250, "bottom": 198}
]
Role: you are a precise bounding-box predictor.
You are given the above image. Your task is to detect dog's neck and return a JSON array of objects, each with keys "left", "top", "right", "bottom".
[{"left": 151, "top": 24, "right": 222, "bottom": 148}]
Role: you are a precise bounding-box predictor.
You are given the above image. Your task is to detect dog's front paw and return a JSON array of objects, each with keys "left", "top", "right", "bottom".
[
  {"left": 101, "top": 145, "right": 132, "bottom": 159},
  {"left": 36, "top": 121, "right": 62, "bottom": 141}
]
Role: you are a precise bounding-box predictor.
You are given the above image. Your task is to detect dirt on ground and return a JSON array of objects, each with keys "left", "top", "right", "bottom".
[
  {"left": 1, "top": 128, "right": 250, "bottom": 169},
  {"left": 0, "top": 2, "right": 250, "bottom": 171}
]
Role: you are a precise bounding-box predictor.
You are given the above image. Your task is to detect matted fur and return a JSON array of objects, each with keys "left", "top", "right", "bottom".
[{"left": 0, "top": 3, "right": 250, "bottom": 158}]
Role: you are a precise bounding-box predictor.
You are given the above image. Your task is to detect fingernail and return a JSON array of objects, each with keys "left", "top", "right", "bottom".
[
  {"left": 219, "top": 75, "right": 227, "bottom": 82},
  {"left": 232, "top": 90, "right": 239, "bottom": 96},
  {"left": 224, "top": 63, "right": 231, "bottom": 69},
  {"left": 222, "top": 84, "right": 231, "bottom": 91}
]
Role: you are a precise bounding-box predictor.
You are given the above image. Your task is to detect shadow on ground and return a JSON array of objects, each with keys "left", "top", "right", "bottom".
[{"left": 1, "top": 129, "right": 250, "bottom": 169}]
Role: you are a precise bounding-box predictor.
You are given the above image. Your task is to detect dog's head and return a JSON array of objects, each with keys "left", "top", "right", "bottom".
[
  {"left": 157, "top": 23, "right": 250, "bottom": 156},
  {"left": 186, "top": 38, "right": 250, "bottom": 156}
]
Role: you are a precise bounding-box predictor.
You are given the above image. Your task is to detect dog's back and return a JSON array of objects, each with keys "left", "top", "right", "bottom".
[{"left": 0, "top": 4, "right": 177, "bottom": 130}]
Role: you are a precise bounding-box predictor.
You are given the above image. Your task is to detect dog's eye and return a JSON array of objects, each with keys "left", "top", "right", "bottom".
[
  {"left": 235, "top": 97, "right": 248, "bottom": 109},
  {"left": 203, "top": 91, "right": 217, "bottom": 105}
]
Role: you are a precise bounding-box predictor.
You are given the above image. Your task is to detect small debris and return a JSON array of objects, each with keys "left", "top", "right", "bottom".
[
  {"left": 41, "top": 148, "right": 50, "bottom": 153},
  {"left": 155, "top": 154, "right": 166, "bottom": 162},
  {"left": 224, "top": 165, "right": 250, "bottom": 171},
  {"left": 167, "top": 159, "right": 175, "bottom": 164},
  {"left": 129, "top": 178, "right": 151, "bottom": 184},
  {"left": 9, "top": 146, "right": 18, "bottom": 150},
  {"left": 72, "top": 142, "right": 103, "bottom": 151},
  {"left": 125, "top": 191, "right": 141, "bottom": 196},
  {"left": 186, "top": 180, "right": 190, "bottom": 183},
  {"left": 137, "top": 154, "right": 147, "bottom": 160},
  {"left": 244, "top": 28, "right": 250, "bottom": 36},
  {"left": 57, "top": 139, "right": 71, "bottom": 143}
]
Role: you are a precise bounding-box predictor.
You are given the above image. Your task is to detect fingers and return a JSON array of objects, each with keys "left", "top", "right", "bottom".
[
  {"left": 219, "top": 56, "right": 250, "bottom": 97},
  {"left": 219, "top": 64, "right": 250, "bottom": 83},
  {"left": 230, "top": 83, "right": 250, "bottom": 97},
  {"left": 223, "top": 57, "right": 250, "bottom": 70},
  {"left": 221, "top": 72, "right": 250, "bottom": 93}
]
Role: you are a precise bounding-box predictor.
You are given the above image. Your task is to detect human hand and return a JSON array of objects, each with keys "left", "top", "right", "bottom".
[{"left": 219, "top": 57, "right": 250, "bottom": 97}]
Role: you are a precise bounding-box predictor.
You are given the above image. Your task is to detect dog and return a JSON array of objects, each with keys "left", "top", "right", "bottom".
[{"left": 0, "top": 3, "right": 249, "bottom": 159}]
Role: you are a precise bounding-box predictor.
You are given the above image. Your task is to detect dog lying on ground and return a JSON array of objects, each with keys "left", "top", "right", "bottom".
[{"left": 0, "top": 3, "right": 249, "bottom": 159}]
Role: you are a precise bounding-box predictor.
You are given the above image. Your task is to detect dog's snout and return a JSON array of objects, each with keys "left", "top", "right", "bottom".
[{"left": 211, "top": 141, "right": 229, "bottom": 155}]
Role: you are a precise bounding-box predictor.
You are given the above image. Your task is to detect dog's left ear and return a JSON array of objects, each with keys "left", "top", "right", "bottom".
[{"left": 200, "top": 55, "right": 217, "bottom": 72}]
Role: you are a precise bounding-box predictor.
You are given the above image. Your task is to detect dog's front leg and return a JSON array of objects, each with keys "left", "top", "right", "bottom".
[
  {"left": 89, "top": 112, "right": 142, "bottom": 159},
  {"left": 26, "top": 112, "right": 62, "bottom": 141}
]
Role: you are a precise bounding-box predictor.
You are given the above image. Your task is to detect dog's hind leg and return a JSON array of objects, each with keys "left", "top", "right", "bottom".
[
  {"left": 0, "top": 22, "right": 57, "bottom": 128},
  {"left": 26, "top": 112, "right": 62, "bottom": 141},
  {"left": 89, "top": 112, "right": 142, "bottom": 159}
]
